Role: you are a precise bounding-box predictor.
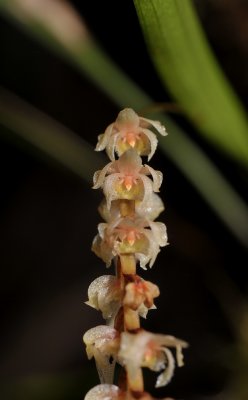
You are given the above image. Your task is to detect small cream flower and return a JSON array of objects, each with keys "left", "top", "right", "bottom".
[
  {"left": 118, "top": 330, "right": 188, "bottom": 388},
  {"left": 85, "top": 275, "right": 121, "bottom": 321},
  {"left": 95, "top": 108, "right": 167, "bottom": 161},
  {"left": 93, "top": 149, "right": 163, "bottom": 209},
  {"left": 124, "top": 276, "right": 160, "bottom": 317},
  {"left": 83, "top": 326, "right": 120, "bottom": 384},
  {"left": 92, "top": 216, "right": 168, "bottom": 269}
]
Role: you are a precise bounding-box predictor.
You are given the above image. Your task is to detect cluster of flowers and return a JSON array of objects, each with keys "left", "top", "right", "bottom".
[{"left": 83, "top": 109, "right": 188, "bottom": 400}]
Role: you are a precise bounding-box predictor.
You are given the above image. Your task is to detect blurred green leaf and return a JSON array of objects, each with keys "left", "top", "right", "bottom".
[
  {"left": 133, "top": 0, "right": 248, "bottom": 166},
  {"left": 0, "top": 87, "right": 104, "bottom": 183}
]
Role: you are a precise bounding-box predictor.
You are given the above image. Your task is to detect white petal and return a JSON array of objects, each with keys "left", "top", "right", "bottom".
[
  {"left": 95, "top": 123, "right": 114, "bottom": 152},
  {"left": 144, "top": 164, "right": 163, "bottom": 192},
  {"left": 139, "top": 116, "right": 167, "bottom": 136},
  {"left": 140, "top": 128, "right": 158, "bottom": 161},
  {"left": 137, "top": 304, "right": 149, "bottom": 318},
  {"left": 176, "top": 344, "right": 185, "bottom": 367},
  {"left": 149, "top": 245, "right": 160, "bottom": 268},
  {"left": 87, "top": 275, "right": 114, "bottom": 310},
  {"left": 93, "top": 162, "right": 113, "bottom": 189},
  {"left": 97, "top": 223, "right": 107, "bottom": 239},
  {"left": 135, "top": 252, "right": 149, "bottom": 270},
  {"left": 118, "top": 331, "right": 150, "bottom": 371},
  {"left": 92, "top": 234, "right": 102, "bottom": 258},
  {"left": 83, "top": 325, "right": 118, "bottom": 347},
  {"left": 106, "top": 131, "right": 119, "bottom": 161},
  {"left": 136, "top": 193, "right": 164, "bottom": 220},
  {"left": 137, "top": 303, "right": 157, "bottom": 319},
  {"left": 103, "top": 174, "right": 121, "bottom": 209},
  {"left": 86, "top": 275, "right": 120, "bottom": 320},
  {"left": 155, "top": 348, "right": 175, "bottom": 388},
  {"left": 139, "top": 175, "right": 154, "bottom": 205},
  {"left": 155, "top": 334, "right": 188, "bottom": 350},
  {"left": 98, "top": 200, "right": 121, "bottom": 222},
  {"left": 149, "top": 221, "right": 168, "bottom": 247},
  {"left": 102, "top": 247, "right": 114, "bottom": 268},
  {"left": 91, "top": 234, "right": 113, "bottom": 267},
  {"left": 141, "top": 229, "right": 160, "bottom": 268}
]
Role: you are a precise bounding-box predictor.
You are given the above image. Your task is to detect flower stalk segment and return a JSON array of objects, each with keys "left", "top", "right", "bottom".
[{"left": 83, "top": 109, "right": 188, "bottom": 399}]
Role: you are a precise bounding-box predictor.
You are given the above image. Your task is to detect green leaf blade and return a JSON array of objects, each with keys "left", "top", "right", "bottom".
[{"left": 134, "top": 0, "right": 248, "bottom": 165}]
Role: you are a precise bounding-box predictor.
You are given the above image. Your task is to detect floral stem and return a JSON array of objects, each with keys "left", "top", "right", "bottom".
[
  {"left": 127, "top": 367, "right": 144, "bottom": 393},
  {"left": 119, "top": 200, "right": 135, "bottom": 217},
  {"left": 120, "top": 254, "right": 136, "bottom": 275}
]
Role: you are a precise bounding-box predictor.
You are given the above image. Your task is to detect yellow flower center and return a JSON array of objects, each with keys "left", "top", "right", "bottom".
[{"left": 114, "top": 176, "right": 143, "bottom": 201}]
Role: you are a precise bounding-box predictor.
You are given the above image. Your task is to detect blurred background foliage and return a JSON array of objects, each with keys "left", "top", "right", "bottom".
[{"left": 0, "top": 1, "right": 248, "bottom": 399}]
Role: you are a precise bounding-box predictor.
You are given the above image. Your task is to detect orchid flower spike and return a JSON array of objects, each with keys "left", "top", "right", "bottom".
[
  {"left": 93, "top": 149, "right": 163, "bottom": 210},
  {"left": 84, "top": 108, "right": 188, "bottom": 398},
  {"left": 95, "top": 108, "right": 167, "bottom": 161}
]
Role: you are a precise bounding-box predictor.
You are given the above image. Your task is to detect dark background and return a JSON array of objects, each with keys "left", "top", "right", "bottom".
[{"left": 0, "top": 1, "right": 248, "bottom": 399}]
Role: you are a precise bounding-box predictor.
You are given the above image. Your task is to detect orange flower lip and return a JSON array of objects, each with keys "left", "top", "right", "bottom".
[
  {"left": 126, "top": 230, "right": 136, "bottom": 246},
  {"left": 126, "top": 132, "right": 136, "bottom": 148},
  {"left": 124, "top": 175, "right": 134, "bottom": 191}
]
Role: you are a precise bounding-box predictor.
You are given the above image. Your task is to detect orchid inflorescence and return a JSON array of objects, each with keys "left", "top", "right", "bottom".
[{"left": 83, "top": 108, "right": 188, "bottom": 400}]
